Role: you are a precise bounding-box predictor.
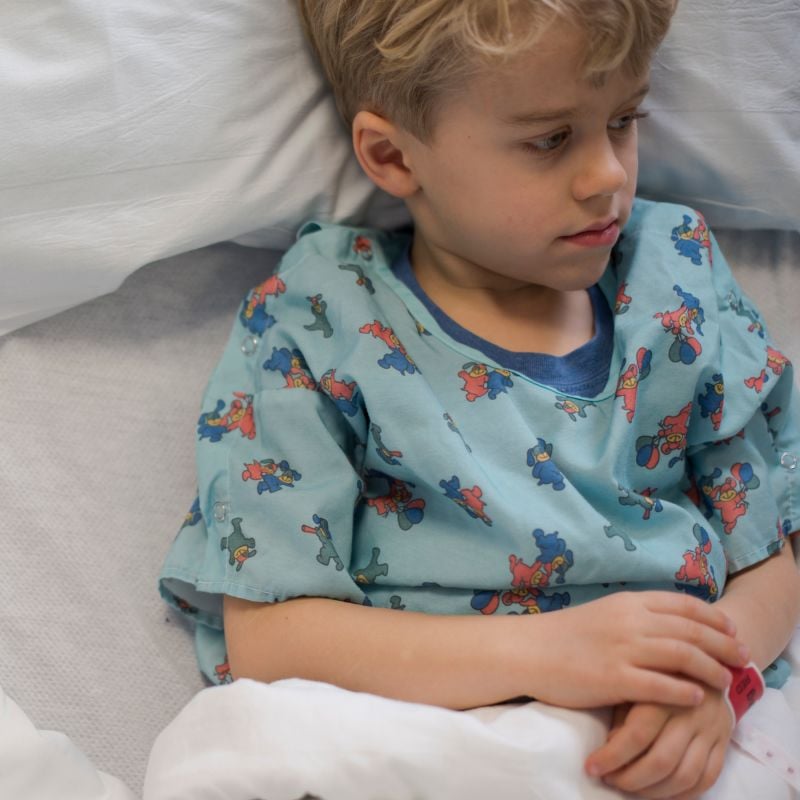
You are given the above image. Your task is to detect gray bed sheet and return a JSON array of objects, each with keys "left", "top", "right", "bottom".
[{"left": 0, "top": 229, "right": 797, "bottom": 795}]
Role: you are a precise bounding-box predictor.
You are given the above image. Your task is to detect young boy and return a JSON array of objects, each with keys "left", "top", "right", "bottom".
[{"left": 160, "top": 1, "right": 800, "bottom": 796}]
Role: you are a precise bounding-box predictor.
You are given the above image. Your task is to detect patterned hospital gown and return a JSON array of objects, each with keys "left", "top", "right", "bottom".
[{"left": 160, "top": 199, "right": 800, "bottom": 684}]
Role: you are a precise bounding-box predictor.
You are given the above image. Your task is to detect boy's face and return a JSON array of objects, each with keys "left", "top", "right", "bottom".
[{"left": 402, "top": 21, "right": 649, "bottom": 294}]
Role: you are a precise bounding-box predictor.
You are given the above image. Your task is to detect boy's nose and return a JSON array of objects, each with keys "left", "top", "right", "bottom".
[{"left": 571, "top": 139, "right": 629, "bottom": 201}]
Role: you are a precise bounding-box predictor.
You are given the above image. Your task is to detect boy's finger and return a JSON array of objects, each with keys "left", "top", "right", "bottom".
[
  {"left": 645, "top": 592, "right": 736, "bottom": 636},
  {"left": 628, "top": 669, "right": 704, "bottom": 708},
  {"left": 612, "top": 730, "right": 705, "bottom": 797},
  {"left": 647, "top": 615, "right": 749, "bottom": 670},
  {"left": 607, "top": 703, "right": 631, "bottom": 738},
  {"left": 667, "top": 741, "right": 727, "bottom": 800},
  {"left": 586, "top": 705, "right": 669, "bottom": 777},
  {"left": 639, "top": 638, "right": 733, "bottom": 692}
]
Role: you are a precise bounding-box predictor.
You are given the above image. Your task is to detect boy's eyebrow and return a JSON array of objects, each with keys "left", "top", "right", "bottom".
[{"left": 503, "top": 83, "right": 650, "bottom": 126}]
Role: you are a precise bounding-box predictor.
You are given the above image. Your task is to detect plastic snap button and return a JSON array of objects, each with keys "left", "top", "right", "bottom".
[
  {"left": 241, "top": 335, "right": 259, "bottom": 356},
  {"left": 780, "top": 452, "right": 798, "bottom": 471},
  {"left": 213, "top": 501, "right": 229, "bottom": 522}
]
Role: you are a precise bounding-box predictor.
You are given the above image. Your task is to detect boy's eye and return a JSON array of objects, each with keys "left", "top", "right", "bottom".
[
  {"left": 524, "top": 130, "right": 570, "bottom": 154},
  {"left": 608, "top": 110, "right": 650, "bottom": 132}
]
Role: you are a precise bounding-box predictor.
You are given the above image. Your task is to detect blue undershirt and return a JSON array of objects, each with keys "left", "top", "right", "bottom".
[{"left": 391, "top": 249, "right": 614, "bottom": 398}]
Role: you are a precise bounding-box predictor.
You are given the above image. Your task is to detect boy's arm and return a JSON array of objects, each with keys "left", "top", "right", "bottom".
[
  {"left": 224, "top": 590, "right": 747, "bottom": 711},
  {"left": 716, "top": 538, "right": 800, "bottom": 669}
]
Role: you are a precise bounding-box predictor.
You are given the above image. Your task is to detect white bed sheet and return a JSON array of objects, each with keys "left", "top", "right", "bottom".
[{"left": 0, "top": 228, "right": 798, "bottom": 795}]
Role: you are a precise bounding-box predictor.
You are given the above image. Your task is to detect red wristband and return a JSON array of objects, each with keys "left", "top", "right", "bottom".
[{"left": 724, "top": 662, "right": 765, "bottom": 724}]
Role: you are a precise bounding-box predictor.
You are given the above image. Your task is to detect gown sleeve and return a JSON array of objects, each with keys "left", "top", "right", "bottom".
[
  {"left": 160, "top": 265, "right": 371, "bottom": 630},
  {"left": 685, "top": 223, "right": 800, "bottom": 574}
]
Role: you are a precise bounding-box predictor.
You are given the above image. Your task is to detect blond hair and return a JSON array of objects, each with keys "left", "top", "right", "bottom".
[{"left": 296, "top": 0, "right": 676, "bottom": 141}]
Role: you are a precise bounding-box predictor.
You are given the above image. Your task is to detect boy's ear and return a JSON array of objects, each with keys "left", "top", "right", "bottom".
[{"left": 352, "top": 110, "right": 421, "bottom": 199}]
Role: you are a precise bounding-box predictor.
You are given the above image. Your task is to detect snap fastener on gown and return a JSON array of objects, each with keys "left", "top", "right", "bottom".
[
  {"left": 780, "top": 452, "right": 798, "bottom": 471},
  {"left": 213, "top": 501, "right": 230, "bottom": 522},
  {"left": 241, "top": 335, "right": 259, "bottom": 356}
]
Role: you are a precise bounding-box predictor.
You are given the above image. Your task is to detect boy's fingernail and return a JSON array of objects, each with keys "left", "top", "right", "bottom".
[
  {"left": 586, "top": 762, "right": 601, "bottom": 777},
  {"left": 726, "top": 618, "right": 737, "bottom": 635},
  {"left": 694, "top": 687, "right": 704, "bottom": 704},
  {"left": 738, "top": 644, "right": 750, "bottom": 662}
]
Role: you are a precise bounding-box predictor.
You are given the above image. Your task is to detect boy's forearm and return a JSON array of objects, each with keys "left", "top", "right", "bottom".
[
  {"left": 717, "top": 540, "right": 800, "bottom": 670},
  {"left": 224, "top": 590, "right": 746, "bottom": 711},
  {"left": 224, "top": 594, "right": 532, "bottom": 710}
]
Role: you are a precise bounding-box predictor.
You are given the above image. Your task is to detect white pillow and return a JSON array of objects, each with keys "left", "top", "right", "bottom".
[
  {"left": 637, "top": 1, "right": 800, "bottom": 230},
  {"left": 1, "top": 0, "right": 797, "bottom": 336},
  {"left": 0, "top": 0, "right": 408, "bottom": 335}
]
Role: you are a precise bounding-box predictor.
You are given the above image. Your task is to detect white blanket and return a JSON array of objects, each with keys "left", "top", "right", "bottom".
[
  {"left": 2, "top": 646, "right": 798, "bottom": 800},
  {"left": 142, "top": 673, "right": 800, "bottom": 800}
]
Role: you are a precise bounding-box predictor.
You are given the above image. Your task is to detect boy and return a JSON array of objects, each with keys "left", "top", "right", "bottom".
[{"left": 160, "top": 1, "right": 800, "bottom": 796}]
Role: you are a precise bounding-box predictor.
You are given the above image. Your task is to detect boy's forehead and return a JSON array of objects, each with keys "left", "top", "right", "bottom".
[{"left": 465, "top": 32, "right": 648, "bottom": 122}]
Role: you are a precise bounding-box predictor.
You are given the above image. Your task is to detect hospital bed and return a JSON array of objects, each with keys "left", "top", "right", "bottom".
[{"left": 1, "top": 1, "right": 798, "bottom": 797}]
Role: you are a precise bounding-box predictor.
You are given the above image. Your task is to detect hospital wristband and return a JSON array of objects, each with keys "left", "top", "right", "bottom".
[{"left": 724, "top": 662, "right": 765, "bottom": 725}]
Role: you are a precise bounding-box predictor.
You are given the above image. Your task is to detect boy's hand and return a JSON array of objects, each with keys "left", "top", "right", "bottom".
[
  {"left": 585, "top": 692, "right": 734, "bottom": 799},
  {"left": 532, "top": 591, "right": 747, "bottom": 709}
]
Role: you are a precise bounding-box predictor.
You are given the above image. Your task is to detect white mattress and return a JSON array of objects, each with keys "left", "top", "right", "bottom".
[{"left": 0, "top": 229, "right": 798, "bottom": 795}]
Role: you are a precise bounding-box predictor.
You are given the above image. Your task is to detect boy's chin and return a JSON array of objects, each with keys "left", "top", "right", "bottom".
[{"left": 555, "top": 254, "right": 615, "bottom": 290}]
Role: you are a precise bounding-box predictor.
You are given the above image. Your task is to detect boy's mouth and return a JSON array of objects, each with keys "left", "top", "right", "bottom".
[{"left": 559, "top": 218, "right": 620, "bottom": 248}]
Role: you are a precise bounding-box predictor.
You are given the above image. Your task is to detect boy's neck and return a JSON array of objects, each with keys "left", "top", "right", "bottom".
[{"left": 409, "top": 239, "right": 597, "bottom": 357}]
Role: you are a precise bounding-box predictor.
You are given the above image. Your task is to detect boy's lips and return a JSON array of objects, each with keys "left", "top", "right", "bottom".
[{"left": 559, "top": 218, "right": 620, "bottom": 248}]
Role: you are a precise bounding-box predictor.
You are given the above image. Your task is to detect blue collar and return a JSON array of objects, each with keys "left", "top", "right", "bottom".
[{"left": 391, "top": 249, "right": 614, "bottom": 398}]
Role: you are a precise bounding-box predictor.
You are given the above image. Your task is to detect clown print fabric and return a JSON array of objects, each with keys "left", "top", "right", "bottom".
[{"left": 159, "top": 199, "right": 799, "bottom": 683}]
